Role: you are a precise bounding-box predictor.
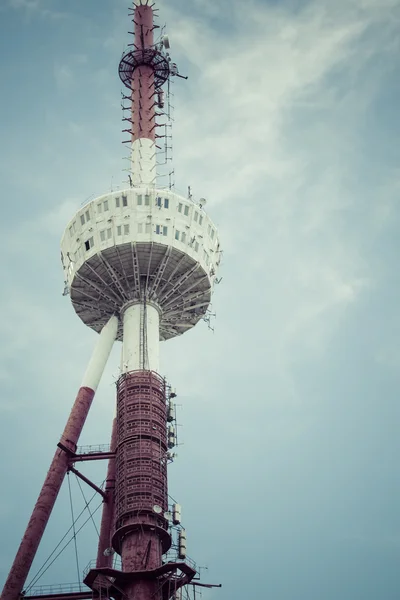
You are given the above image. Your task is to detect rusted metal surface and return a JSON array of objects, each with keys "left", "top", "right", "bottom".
[
  {"left": 84, "top": 562, "right": 196, "bottom": 600},
  {"left": 114, "top": 371, "right": 169, "bottom": 549},
  {"left": 96, "top": 418, "right": 117, "bottom": 568},
  {"left": 86, "top": 370, "right": 174, "bottom": 600},
  {"left": 68, "top": 466, "right": 106, "bottom": 500}
]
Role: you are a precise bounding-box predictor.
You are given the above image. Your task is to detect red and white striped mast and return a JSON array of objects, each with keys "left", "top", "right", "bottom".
[{"left": 130, "top": 2, "right": 157, "bottom": 186}]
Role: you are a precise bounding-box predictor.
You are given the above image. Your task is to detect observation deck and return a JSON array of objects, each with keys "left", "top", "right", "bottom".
[{"left": 61, "top": 189, "right": 220, "bottom": 341}]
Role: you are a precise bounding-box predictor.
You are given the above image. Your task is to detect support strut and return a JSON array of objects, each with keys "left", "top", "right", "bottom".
[
  {"left": 96, "top": 418, "right": 117, "bottom": 568},
  {"left": 0, "top": 316, "right": 118, "bottom": 600}
]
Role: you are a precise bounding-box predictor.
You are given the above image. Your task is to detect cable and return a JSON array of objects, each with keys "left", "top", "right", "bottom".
[
  {"left": 67, "top": 472, "right": 81, "bottom": 587},
  {"left": 26, "top": 488, "right": 100, "bottom": 591},
  {"left": 26, "top": 502, "right": 103, "bottom": 590},
  {"left": 75, "top": 473, "right": 100, "bottom": 538}
]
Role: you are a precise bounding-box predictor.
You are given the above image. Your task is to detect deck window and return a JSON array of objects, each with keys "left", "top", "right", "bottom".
[{"left": 84, "top": 237, "right": 94, "bottom": 251}]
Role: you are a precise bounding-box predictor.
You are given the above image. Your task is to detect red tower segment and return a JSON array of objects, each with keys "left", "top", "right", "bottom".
[
  {"left": 131, "top": 5, "right": 155, "bottom": 142},
  {"left": 84, "top": 371, "right": 181, "bottom": 600},
  {"left": 96, "top": 418, "right": 117, "bottom": 569}
]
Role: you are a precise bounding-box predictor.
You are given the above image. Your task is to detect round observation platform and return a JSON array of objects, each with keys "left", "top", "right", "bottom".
[
  {"left": 119, "top": 49, "right": 170, "bottom": 91},
  {"left": 61, "top": 189, "right": 221, "bottom": 341}
]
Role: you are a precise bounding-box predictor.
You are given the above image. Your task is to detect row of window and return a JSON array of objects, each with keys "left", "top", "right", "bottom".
[
  {"left": 178, "top": 203, "right": 191, "bottom": 218},
  {"left": 80, "top": 210, "right": 90, "bottom": 226},
  {"left": 175, "top": 230, "right": 200, "bottom": 251},
  {"left": 83, "top": 225, "right": 208, "bottom": 253},
  {"left": 155, "top": 197, "right": 169, "bottom": 209},
  {"left": 71, "top": 197, "right": 215, "bottom": 239},
  {"left": 77, "top": 198, "right": 206, "bottom": 223}
]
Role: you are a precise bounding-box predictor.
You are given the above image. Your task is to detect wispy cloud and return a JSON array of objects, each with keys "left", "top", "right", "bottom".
[
  {"left": 1, "top": 0, "right": 400, "bottom": 595},
  {"left": 5, "top": 0, "right": 68, "bottom": 19}
]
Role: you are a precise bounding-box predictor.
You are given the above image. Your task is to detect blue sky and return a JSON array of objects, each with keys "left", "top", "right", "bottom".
[{"left": 1, "top": 0, "right": 400, "bottom": 598}]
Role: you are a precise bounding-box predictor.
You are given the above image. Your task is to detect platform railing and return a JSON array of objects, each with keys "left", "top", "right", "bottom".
[
  {"left": 25, "top": 582, "right": 88, "bottom": 596},
  {"left": 76, "top": 444, "right": 111, "bottom": 455}
]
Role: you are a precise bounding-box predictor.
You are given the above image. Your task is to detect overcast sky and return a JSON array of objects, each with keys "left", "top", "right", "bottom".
[{"left": 1, "top": 0, "right": 400, "bottom": 598}]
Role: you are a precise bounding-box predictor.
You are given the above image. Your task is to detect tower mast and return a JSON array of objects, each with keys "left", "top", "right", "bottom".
[
  {"left": 130, "top": 2, "right": 157, "bottom": 186},
  {"left": 1, "top": 2, "right": 221, "bottom": 599}
]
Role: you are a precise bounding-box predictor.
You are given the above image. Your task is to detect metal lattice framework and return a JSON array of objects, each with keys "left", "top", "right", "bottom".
[
  {"left": 70, "top": 242, "right": 211, "bottom": 340},
  {"left": 119, "top": 49, "right": 170, "bottom": 91},
  {"left": 113, "top": 371, "right": 171, "bottom": 555}
]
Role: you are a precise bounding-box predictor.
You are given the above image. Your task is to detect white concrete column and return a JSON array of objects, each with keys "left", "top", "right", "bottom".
[
  {"left": 122, "top": 302, "right": 160, "bottom": 373},
  {"left": 131, "top": 138, "right": 156, "bottom": 187},
  {"left": 81, "top": 315, "right": 119, "bottom": 391}
]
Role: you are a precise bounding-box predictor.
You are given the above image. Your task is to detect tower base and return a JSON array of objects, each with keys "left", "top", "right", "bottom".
[{"left": 84, "top": 562, "right": 196, "bottom": 600}]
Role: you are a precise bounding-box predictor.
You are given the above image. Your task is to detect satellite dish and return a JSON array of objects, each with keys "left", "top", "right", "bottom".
[
  {"left": 153, "top": 504, "right": 162, "bottom": 514},
  {"left": 162, "top": 35, "right": 170, "bottom": 49},
  {"left": 199, "top": 198, "right": 207, "bottom": 207},
  {"left": 103, "top": 547, "right": 115, "bottom": 556}
]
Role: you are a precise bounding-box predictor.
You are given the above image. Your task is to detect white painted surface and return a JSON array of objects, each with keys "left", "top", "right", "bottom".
[
  {"left": 131, "top": 138, "right": 156, "bottom": 187},
  {"left": 172, "top": 503, "right": 181, "bottom": 525},
  {"left": 122, "top": 302, "right": 160, "bottom": 372},
  {"left": 81, "top": 315, "right": 118, "bottom": 390},
  {"left": 61, "top": 188, "right": 220, "bottom": 291}
]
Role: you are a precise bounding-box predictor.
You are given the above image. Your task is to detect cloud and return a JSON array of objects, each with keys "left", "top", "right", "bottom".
[
  {"left": 5, "top": 0, "right": 67, "bottom": 19},
  {"left": 2, "top": 0, "right": 400, "bottom": 596}
]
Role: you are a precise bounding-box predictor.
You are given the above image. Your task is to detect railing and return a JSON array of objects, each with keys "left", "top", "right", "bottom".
[
  {"left": 163, "top": 547, "right": 196, "bottom": 571},
  {"left": 25, "top": 583, "right": 89, "bottom": 596},
  {"left": 82, "top": 557, "right": 122, "bottom": 579},
  {"left": 76, "top": 444, "right": 111, "bottom": 455},
  {"left": 83, "top": 552, "right": 195, "bottom": 578}
]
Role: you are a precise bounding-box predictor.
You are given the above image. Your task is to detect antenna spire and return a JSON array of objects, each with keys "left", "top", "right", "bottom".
[{"left": 119, "top": 1, "right": 172, "bottom": 187}]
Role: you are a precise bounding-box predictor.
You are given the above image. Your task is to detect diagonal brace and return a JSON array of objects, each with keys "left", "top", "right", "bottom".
[{"left": 68, "top": 466, "right": 107, "bottom": 500}]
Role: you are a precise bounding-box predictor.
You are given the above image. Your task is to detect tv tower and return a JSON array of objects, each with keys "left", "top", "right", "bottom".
[{"left": 0, "top": 2, "right": 221, "bottom": 600}]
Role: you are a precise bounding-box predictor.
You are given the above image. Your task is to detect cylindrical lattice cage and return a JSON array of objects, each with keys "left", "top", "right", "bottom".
[{"left": 115, "top": 370, "right": 168, "bottom": 529}]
